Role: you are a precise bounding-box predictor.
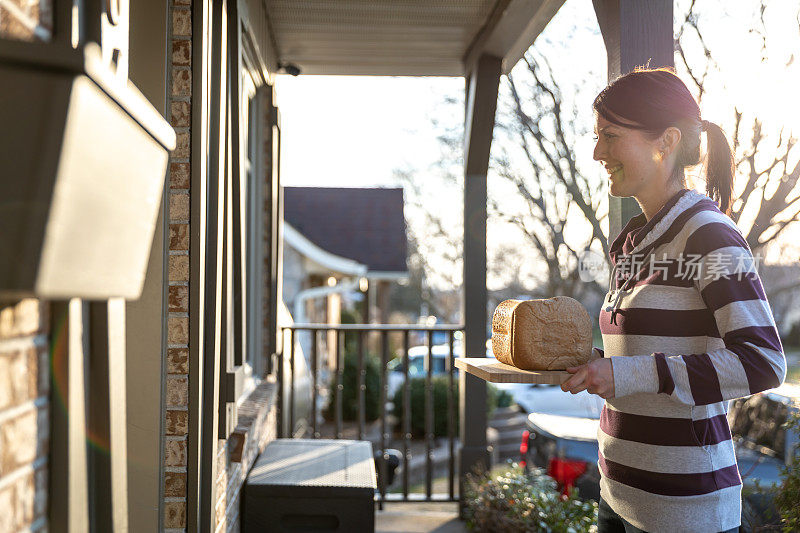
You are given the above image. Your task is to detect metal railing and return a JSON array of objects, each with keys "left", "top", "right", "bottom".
[{"left": 276, "top": 323, "right": 465, "bottom": 503}]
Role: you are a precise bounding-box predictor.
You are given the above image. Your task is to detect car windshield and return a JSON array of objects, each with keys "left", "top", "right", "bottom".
[{"left": 388, "top": 355, "right": 447, "bottom": 376}]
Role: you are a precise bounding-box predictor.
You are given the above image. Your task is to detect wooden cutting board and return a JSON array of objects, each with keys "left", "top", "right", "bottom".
[{"left": 455, "top": 357, "right": 571, "bottom": 384}]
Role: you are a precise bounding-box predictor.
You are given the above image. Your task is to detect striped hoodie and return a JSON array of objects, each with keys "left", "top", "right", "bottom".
[{"left": 596, "top": 188, "right": 787, "bottom": 533}]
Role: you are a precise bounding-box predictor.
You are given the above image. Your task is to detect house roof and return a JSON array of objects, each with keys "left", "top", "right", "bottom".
[
  {"left": 283, "top": 187, "right": 408, "bottom": 275},
  {"left": 259, "top": 0, "right": 566, "bottom": 76}
]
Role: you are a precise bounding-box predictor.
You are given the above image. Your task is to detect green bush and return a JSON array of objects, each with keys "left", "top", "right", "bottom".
[
  {"left": 463, "top": 462, "right": 597, "bottom": 533},
  {"left": 776, "top": 410, "right": 800, "bottom": 531},
  {"left": 323, "top": 348, "right": 381, "bottom": 423},
  {"left": 496, "top": 388, "right": 514, "bottom": 409},
  {"left": 390, "top": 376, "right": 505, "bottom": 438}
]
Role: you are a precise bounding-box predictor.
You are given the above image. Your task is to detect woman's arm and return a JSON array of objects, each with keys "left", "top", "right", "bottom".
[{"left": 611, "top": 219, "right": 787, "bottom": 406}]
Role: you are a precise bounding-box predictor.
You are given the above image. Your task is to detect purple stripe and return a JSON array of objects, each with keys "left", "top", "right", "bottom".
[
  {"left": 602, "top": 308, "right": 717, "bottom": 337},
  {"left": 600, "top": 407, "right": 732, "bottom": 446},
  {"left": 684, "top": 221, "right": 750, "bottom": 256},
  {"left": 701, "top": 276, "right": 767, "bottom": 310},
  {"left": 727, "top": 342, "right": 782, "bottom": 394},
  {"left": 599, "top": 454, "right": 741, "bottom": 496},
  {"left": 724, "top": 325, "right": 783, "bottom": 354},
  {"left": 653, "top": 353, "right": 675, "bottom": 395},
  {"left": 685, "top": 353, "right": 724, "bottom": 405}
]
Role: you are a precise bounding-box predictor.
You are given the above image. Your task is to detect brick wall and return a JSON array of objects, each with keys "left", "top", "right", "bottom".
[
  {"left": 0, "top": 0, "right": 51, "bottom": 41},
  {"left": 162, "top": 0, "right": 281, "bottom": 528},
  {"left": 0, "top": 300, "right": 49, "bottom": 533},
  {"left": 163, "top": 0, "right": 192, "bottom": 528},
  {"left": 214, "top": 382, "right": 277, "bottom": 533}
]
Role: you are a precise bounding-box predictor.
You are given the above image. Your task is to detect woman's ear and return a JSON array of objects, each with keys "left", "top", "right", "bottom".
[{"left": 661, "top": 126, "right": 682, "bottom": 156}]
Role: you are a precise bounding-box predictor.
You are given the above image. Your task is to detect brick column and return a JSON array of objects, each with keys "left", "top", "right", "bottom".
[{"left": 163, "top": 0, "right": 193, "bottom": 529}]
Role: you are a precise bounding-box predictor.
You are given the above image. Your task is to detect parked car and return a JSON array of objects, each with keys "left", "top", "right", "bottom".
[
  {"left": 386, "top": 340, "right": 525, "bottom": 400},
  {"left": 386, "top": 343, "right": 463, "bottom": 398},
  {"left": 518, "top": 381, "right": 800, "bottom": 512},
  {"left": 516, "top": 384, "right": 604, "bottom": 499}
]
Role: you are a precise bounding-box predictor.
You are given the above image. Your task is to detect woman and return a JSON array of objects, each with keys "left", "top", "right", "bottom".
[{"left": 561, "top": 68, "right": 787, "bottom": 533}]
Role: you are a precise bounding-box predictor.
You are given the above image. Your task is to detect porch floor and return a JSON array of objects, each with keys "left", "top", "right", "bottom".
[{"left": 375, "top": 502, "right": 466, "bottom": 533}]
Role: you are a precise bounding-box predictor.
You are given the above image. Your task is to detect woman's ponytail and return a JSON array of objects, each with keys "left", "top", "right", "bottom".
[{"left": 702, "top": 119, "right": 735, "bottom": 216}]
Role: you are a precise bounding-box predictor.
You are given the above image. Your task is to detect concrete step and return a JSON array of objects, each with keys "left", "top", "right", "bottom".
[
  {"left": 490, "top": 405, "right": 522, "bottom": 421},
  {"left": 488, "top": 414, "right": 528, "bottom": 431},
  {"left": 376, "top": 502, "right": 466, "bottom": 533},
  {"left": 497, "top": 431, "right": 526, "bottom": 447},
  {"left": 496, "top": 441, "right": 526, "bottom": 454}
]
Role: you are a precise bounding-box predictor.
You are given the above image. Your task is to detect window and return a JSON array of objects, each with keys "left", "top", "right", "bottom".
[{"left": 242, "top": 65, "right": 262, "bottom": 377}]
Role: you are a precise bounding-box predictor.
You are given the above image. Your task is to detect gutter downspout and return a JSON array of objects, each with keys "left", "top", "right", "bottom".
[{"left": 292, "top": 276, "right": 363, "bottom": 327}]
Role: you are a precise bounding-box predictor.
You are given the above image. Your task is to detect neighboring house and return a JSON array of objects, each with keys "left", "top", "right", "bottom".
[
  {"left": 283, "top": 187, "right": 409, "bottom": 326},
  {"left": 282, "top": 187, "right": 409, "bottom": 370}
]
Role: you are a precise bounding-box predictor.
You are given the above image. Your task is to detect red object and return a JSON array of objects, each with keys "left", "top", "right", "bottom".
[
  {"left": 547, "top": 457, "right": 587, "bottom": 496},
  {"left": 519, "top": 430, "right": 530, "bottom": 468}
]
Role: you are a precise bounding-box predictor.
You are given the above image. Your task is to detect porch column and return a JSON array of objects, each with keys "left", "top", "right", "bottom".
[
  {"left": 592, "top": 0, "right": 674, "bottom": 242},
  {"left": 460, "top": 54, "right": 501, "bottom": 507}
]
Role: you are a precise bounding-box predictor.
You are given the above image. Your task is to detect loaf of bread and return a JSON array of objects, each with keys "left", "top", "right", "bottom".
[{"left": 491, "top": 296, "right": 595, "bottom": 371}]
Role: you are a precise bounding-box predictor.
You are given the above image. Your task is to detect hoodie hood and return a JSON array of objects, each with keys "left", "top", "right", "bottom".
[
  {"left": 608, "top": 188, "right": 712, "bottom": 269},
  {"left": 605, "top": 188, "right": 715, "bottom": 324}
]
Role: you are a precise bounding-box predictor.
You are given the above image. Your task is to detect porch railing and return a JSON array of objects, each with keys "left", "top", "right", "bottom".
[{"left": 276, "top": 323, "right": 465, "bottom": 503}]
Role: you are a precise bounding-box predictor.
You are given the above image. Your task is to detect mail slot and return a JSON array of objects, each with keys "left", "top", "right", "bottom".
[{"left": 0, "top": 41, "right": 176, "bottom": 299}]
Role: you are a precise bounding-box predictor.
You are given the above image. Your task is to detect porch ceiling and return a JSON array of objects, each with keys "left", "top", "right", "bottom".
[{"left": 264, "top": 0, "right": 565, "bottom": 76}]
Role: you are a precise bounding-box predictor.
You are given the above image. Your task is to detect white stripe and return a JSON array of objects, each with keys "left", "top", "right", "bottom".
[
  {"left": 714, "top": 299, "right": 776, "bottom": 337},
  {"left": 600, "top": 476, "right": 742, "bottom": 533},
  {"left": 598, "top": 431, "right": 737, "bottom": 474},
  {"left": 706, "top": 349, "right": 752, "bottom": 399},
  {"left": 609, "top": 284, "right": 706, "bottom": 310},
  {"left": 602, "top": 334, "right": 710, "bottom": 357},
  {"left": 664, "top": 354, "right": 694, "bottom": 405},
  {"left": 605, "top": 397, "right": 730, "bottom": 420},
  {"left": 696, "top": 245, "right": 757, "bottom": 292}
]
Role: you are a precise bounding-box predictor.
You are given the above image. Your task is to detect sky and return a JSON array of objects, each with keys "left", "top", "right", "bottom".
[{"left": 274, "top": 0, "right": 800, "bottom": 289}]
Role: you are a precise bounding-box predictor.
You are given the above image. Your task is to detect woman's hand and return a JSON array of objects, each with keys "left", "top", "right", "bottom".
[{"left": 561, "top": 358, "right": 615, "bottom": 399}]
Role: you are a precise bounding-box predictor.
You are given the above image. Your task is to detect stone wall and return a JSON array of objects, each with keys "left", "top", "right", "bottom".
[{"left": 0, "top": 300, "right": 49, "bottom": 532}]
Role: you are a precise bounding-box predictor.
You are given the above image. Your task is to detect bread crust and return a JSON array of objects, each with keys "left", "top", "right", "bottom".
[{"left": 491, "top": 296, "right": 595, "bottom": 370}]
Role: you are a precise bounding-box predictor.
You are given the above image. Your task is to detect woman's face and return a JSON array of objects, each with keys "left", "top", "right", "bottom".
[{"left": 593, "top": 113, "right": 662, "bottom": 198}]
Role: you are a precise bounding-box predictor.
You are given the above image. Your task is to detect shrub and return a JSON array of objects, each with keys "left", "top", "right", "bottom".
[
  {"left": 463, "top": 462, "right": 597, "bottom": 532},
  {"left": 390, "top": 376, "right": 504, "bottom": 438},
  {"left": 776, "top": 409, "right": 800, "bottom": 531},
  {"left": 496, "top": 388, "right": 514, "bottom": 408},
  {"left": 323, "top": 348, "right": 381, "bottom": 422}
]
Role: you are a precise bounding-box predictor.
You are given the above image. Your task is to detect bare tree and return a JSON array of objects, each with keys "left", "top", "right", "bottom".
[
  {"left": 400, "top": 0, "right": 800, "bottom": 316},
  {"left": 676, "top": 0, "right": 800, "bottom": 258},
  {"left": 492, "top": 49, "right": 608, "bottom": 300}
]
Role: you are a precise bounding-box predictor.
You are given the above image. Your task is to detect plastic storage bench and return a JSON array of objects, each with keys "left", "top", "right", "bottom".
[{"left": 243, "top": 439, "right": 377, "bottom": 532}]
